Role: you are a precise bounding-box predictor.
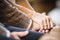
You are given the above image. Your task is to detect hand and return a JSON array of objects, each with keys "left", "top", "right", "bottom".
[
  {"left": 30, "top": 12, "right": 55, "bottom": 33},
  {"left": 31, "top": 20, "right": 51, "bottom": 33},
  {"left": 10, "top": 31, "right": 29, "bottom": 40}
]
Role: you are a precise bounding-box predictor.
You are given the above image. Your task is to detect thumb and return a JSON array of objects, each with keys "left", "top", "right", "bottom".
[
  {"left": 42, "top": 12, "right": 46, "bottom": 15},
  {"left": 18, "top": 31, "right": 29, "bottom": 37}
]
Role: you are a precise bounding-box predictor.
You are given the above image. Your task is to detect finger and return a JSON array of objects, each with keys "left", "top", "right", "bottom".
[
  {"left": 41, "top": 30, "right": 45, "bottom": 33},
  {"left": 31, "top": 22, "right": 40, "bottom": 31},
  {"left": 18, "top": 31, "right": 29, "bottom": 37},
  {"left": 49, "top": 17, "right": 54, "bottom": 28},
  {"left": 39, "top": 25, "right": 44, "bottom": 32},
  {"left": 39, "top": 19, "right": 44, "bottom": 32},
  {"left": 46, "top": 17, "right": 51, "bottom": 29},
  {"left": 45, "top": 30, "right": 49, "bottom": 33},
  {"left": 11, "top": 34, "right": 20, "bottom": 40},
  {"left": 38, "top": 27, "right": 41, "bottom": 32},
  {"left": 43, "top": 18, "right": 48, "bottom": 29},
  {"left": 14, "top": 36, "right": 20, "bottom": 40}
]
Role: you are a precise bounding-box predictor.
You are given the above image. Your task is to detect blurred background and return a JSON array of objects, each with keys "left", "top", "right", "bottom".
[{"left": 29, "top": 0, "right": 56, "bottom": 13}]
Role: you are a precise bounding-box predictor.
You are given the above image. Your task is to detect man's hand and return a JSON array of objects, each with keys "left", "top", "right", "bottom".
[{"left": 10, "top": 31, "right": 29, "bottom": 40}]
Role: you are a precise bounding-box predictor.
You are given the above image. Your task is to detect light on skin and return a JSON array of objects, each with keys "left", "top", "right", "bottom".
[
  {"left": 10, "top": 31, "right": 29, "bottom": 40},
  {"left": 8, "top": 0, "right": 55, "bottom": 33},
  {"left": 16, "top": 0, "right": 34, "bottom": 11}
]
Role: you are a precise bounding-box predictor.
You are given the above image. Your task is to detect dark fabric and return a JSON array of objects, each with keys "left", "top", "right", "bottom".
[
  {"left": 0, "top": 35, "right": 15, "bottom": 40},
  {"left": 5, "top": 25, "right": 44, "bottom": 40},
  {"left": 21, "top": 31, "right": 43, "bottom": 40},
  {"left": 0, "top": 23, "right": 44, "bottom": 40},
  {"left": 0, "top": 0, "right": 31, "bottom": 29}
]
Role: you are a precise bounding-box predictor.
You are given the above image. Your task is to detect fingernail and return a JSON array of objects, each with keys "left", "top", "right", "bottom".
[
  {"left": 45, "top": 30, "right": 49, "bottom": 33},
  {"left": 42, "top": 30, "right": 45, "bottom": 33},
  {"left": 48, "top": 26, "right": 50, "bottom": 29},
  {"left": 45, "top": 27, "right": 47, "bottom": 29},
  {"left": 39, "top": 30, "right": 41, "bottom": 32}
]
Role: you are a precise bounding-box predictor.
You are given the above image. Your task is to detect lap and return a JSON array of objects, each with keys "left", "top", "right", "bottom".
[
  {"left": 5, "top": 25, "right": 44, "bottom": 40},
  {"left": 0, "top": 35, "right": 15, "bottom": 40}
]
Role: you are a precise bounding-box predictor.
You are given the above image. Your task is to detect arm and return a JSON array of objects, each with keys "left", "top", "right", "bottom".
[
  {"left": 7, "top": 0, "right": 55, "bottom": 32},
  {"left": 16, "top": 0, "right": 34, "bottom": 11}
]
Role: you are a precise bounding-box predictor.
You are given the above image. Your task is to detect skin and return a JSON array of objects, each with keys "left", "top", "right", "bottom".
[
  {"left": 16, "top": 0, "right": 34, "bottom": 11},
  {"left": 16, "top": 0, "right": 56, "bottom": 34},
  {"left": 8, "top": 0, "right": 55, "bottom": 39},
  {"left": 0, "top": 0, "right": 55, "bottom": 40},
  {"left": 10, "top": 31, "right": 29, "bottom": 40},
  {"left": 7, "top": 0, "right": 55, "bottom": 32},
  {"left": 0, "top": 0, "right": 29, "bottom": 40}
]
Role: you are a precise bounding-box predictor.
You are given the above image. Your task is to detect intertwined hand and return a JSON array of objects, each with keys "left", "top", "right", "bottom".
[{"left": 30, "top": 12, "right": 55, "bottom": 33}]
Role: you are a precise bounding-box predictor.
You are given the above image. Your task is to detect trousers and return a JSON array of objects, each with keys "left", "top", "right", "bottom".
[{"left": 0, "top": 25, "right": 44, "bottom": 40}]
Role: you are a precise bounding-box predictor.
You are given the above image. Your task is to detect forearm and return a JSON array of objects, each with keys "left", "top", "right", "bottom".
[
  {"left": 8, "top": 0, "right": 36, "bottom": 18},
  {"left": 15, "top": 4, "right": 34, "bottom": 18},
  {"left": 16, "top": 0, "right": 34, "bottom": 11},
  {"left": 12, "top": 3, "right": 37, "bottom": 18}
]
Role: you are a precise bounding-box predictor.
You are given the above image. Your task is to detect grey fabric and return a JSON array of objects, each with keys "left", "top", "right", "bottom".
[
  {"left": 0, "top": 23, "right": 10, "bottom": 37},
  {"left": 0, "top": 0, "right": 32, "bottom": 29},
  {"left": 0, "top": 23, "right": 5, "bottom": 26}
]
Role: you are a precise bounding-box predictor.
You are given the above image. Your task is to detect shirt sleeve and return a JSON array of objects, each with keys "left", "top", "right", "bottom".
[{"left": 0, "top": 23, "right": 10, "bottom": 37}]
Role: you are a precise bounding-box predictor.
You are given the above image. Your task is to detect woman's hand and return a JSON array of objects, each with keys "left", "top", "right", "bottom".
[
  {"left": 30, "top": 12, "right": 55, "bottom": 33},
  {"left": 10, "top": 31, "right": 29, "bottom": 40}
]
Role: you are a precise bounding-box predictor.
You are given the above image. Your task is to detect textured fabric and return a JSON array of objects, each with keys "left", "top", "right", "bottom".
[
  {"left": 0, "top": 23, "right": 44, "bottom": 40},
  {"left": 0, "top": 23, "right": 10, "bottom": 37},
  {"left": 6, "top": 25, "right": 44, "bottom": 40},
  {"left": 0, "top": 35, "right": 15, "bottom": 40},
  {"left": 0, "top": 0, "right": 32, "bottom": 29}
]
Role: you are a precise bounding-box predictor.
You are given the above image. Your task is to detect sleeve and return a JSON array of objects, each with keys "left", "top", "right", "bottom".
[
  {"left": 0, "top": 8, "right": 32, "bottom": 29},
  {"left": 0, "top": 0, "right": 32, "bottom": 29},
  {"left": 0, "top": 23, "right": 10, "bottom": 37}
]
